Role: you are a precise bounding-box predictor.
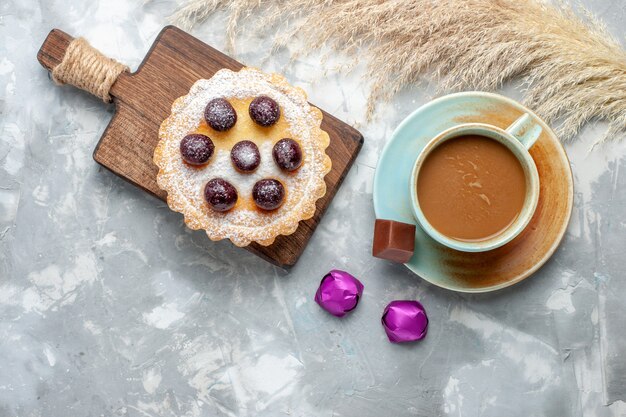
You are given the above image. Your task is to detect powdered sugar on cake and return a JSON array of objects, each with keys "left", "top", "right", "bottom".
[{"left": 154, "top": 68, "right": 331, "bottom": 247}]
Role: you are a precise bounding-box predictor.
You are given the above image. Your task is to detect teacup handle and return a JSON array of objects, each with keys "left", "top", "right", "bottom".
[{"left": 506, "top": 113, "right": 542, "bottom": 149}]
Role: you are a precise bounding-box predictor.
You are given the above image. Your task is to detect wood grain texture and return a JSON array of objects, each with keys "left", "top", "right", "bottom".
[
  {"left": 38, "top": 26, "right": 363, "bottom": 267},
  {"left": 37, "top": 28, "right": 73, "bottom": 70}
]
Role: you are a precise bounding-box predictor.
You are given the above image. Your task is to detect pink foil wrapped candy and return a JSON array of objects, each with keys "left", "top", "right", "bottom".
[
  {"left": 315, "top": 270, "right": 364, "bottom": 317},
  {"left": 381, "top": 300, "right": 428, "bottom": 343}
]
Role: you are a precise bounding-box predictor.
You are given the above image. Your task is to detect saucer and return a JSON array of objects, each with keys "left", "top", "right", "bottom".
[{"left": 373, "top": 92, "right": 573, "bottom": 293}]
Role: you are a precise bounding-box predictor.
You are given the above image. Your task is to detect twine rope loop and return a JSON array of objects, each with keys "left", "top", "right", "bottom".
[{"left": 52, "top": 37, "right": 128, "bottom": 103}]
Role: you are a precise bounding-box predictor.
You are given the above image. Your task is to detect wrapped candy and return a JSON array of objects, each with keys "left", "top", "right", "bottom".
[
  {"left": 381, "top": 300, "right": 428, "bottom": 343},
  {"left": 314, "top": 270, "right": 364, "bottom": 317}
]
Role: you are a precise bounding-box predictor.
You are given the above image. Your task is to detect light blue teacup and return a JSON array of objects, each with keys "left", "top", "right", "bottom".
[{"left": 409, "top": 113, "right": 542, "bottom": 252}]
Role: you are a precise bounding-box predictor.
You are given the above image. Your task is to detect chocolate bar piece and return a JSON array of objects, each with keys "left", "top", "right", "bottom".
[{"left": 372, "top": 219, "right": 416, "bottom": 263}]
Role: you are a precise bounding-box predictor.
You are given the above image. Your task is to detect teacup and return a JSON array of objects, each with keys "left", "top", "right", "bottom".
[{"left": 409, "top": 113, "right": 541, "bottom": 252}]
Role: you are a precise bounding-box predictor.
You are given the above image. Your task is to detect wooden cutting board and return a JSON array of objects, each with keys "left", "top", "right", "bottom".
[{"left": 37, "top": 26, "right": 363, "bottom": 267}]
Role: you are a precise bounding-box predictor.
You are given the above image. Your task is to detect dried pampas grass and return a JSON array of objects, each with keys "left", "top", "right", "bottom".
[{"left": 172, "top": 0, "right": 626, "bottom": 141}]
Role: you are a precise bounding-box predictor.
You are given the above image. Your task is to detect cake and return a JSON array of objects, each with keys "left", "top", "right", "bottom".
[{"left": 154, "top": 67, "right": 332, "bottom": 247}]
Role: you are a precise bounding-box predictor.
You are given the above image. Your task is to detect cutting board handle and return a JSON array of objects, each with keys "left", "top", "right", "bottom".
[{"left": 37, "top": 29, "right": 128, "bottom": 102}]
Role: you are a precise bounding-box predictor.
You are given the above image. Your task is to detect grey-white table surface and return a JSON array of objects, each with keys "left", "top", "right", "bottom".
[{"left": 1, "top": 0, "right": 625, "bottom": 416}]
